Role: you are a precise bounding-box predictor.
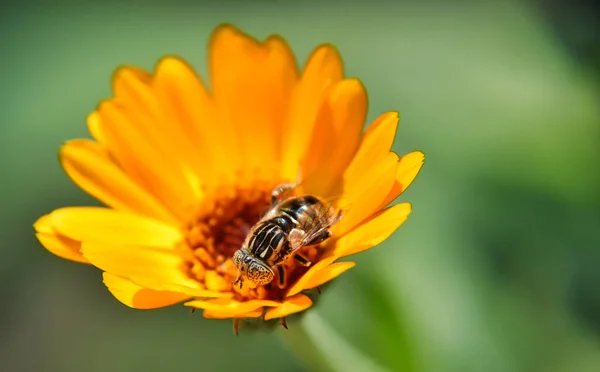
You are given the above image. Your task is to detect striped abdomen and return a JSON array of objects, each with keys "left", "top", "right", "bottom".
[{"left": 246, "top": 215, "right": 293, "bottom": 265}]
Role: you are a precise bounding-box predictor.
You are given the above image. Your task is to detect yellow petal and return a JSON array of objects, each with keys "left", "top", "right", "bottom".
[
  {"left": 333, "top": 202, "right": 412, "bottom": 259},
  {"left": 151, "top": 58, "right": 229, "bottom": 181},
  {"left": 380, "top": 151, "right": 425, "bottom": 207},
  {"left": 204, "top": 270, "right": 230, "bottom": 292},
  {"left": 36, "top": 232, "right": 88, "bottom": 264},
  {"left": 87, "top": 111, "right": 107, "bottom": 146},
  {"left": 50, "top": 207, "right": 182, "bottom": 248},
  {"left": 116, "top": 63, "right": 212, "bottom": 185},
  {"left": 185, "top": 297, "right": 280, "bottom": 318},
  {"left": 97, "top": 99, "right": 202, "bottom": 221},
  {"left": 115, "top": 63, "right": 213, "bottom": 188},
  {"left": 209, "top": 25, "right": 297, "bottom": 172},
  {"left": 33, "top": 214, "right": 54, "bottom": 235},
  {"left": 112, "top": 65, "right": 152, "bottom": 97},
  {"left": 113, "top": 69, "right": 207, "bottom": 205},
  {"left": 344, "top": 112, "right": 399, "bottom": 182},
  {"left": 300, "top": 79, "right": 367, "bottom": 197},
  {"left": 60, "top": 139, "right": 177, "bottom": 224},
  {"left": 336, "top": 152, "right": 398, "bottom": 236},
  {"left": 81, "top": 241, "right": 207, "bottom": 295},
  {"left": 287, "top": 255, "right": 337, "bottom": 297},
  {"left": 103, "top": 272, "right": 190, "bottom": 309},
  {"left": 300, "top": 261, "right": 356, "bottom": 291},
  {"left": 264, "top": 294, "right": 313, "bottom": 320},
  {"left": 281, "top": 44, "right": 344, "bottom": 181},
  {"left": 88, "top": 104, "right": 146, "bottom": 188},
  {"left": 202, "top": 308, "right": 264, "bottom": 319}
]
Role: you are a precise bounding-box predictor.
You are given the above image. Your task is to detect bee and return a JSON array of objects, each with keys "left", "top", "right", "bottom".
[{"left": 232, "top": 184, "right": 343, "bottom": 289}]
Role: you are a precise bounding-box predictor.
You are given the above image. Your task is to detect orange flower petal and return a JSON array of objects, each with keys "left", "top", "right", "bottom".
[
  {"left": 113, "top": 62, "right": 213, "bottom": 191},
  {"left": 87, "top": 111, "right": 107, "bottom": 145},
  {"left": 287, "top": 255, "right": 337, "bottom": 297},
  {"left": 36, "top": 233, "right": 88, "bottom": 264},
  {"left": 209, "top": 25, "right": 297, "bottom": 172},
  {"left": 345, "top": 112, "right": 399, "bottom": 181},
  {"left": 204, "top": 270, "right": 231, "bottom": 292},
  {"left": 299, "top": 261, "right": 356, "bottom": 292},
  {"left": 86, "top": 107, "right": 146, "bottom": 188},
  {"left": 134, "top": 60, "right": 217, "bottom": 183},
  {"left": 202, "top": 308, "right": 264, "bottom": 319},
  {"left": 60, "top": 139, "right": 177, "bottom": 224},
  {"left": 82, "top": 242, "right": 222, "bottom": 298},
  {"left": 151, "top": 58, "right": 230, "bottom": 182},
  {"left": 336, "top": 152, "right": 398, "bottom": 236},
  {"left": 380, "top": 151, "right": 425, "bottom": 207},
  {"left": 103, "top": 272, "right": 190, "bottom": 309},
  {"left": 35, "top": 214, "right": 87, "bottom": 263},
  {"left": 112, "top": 66, "right": 152, "bottom": 97},
  {"left": 300, "top": 79, "right": 367, "bottom": 197},
  {"left": 281, "top": 44, "right": 344, "bottom": 181},
  {"left": 97, "top": 99, "right": 203, "bottom": 221},
  {"left": 185, "top": 297, "right": 280, "bottom": 318},
  {"left": 50, "top": 207, "right": 182, "bottom": 248},
  {"left": 333, "top": 202, "right": 412, "bottom": 259},
  {"left": 264, "top": 294, "right": 313, "bottom": 320},
  {"left": 33, "top": 214, "right": 54, "bottom": 235},
  {"left": 163, "top": 285, "right": 231, "bottom": 298}
]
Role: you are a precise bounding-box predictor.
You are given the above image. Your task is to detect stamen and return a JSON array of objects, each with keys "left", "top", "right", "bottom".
[{"left": 194, "top": 248, "right": 217, "bottom": 268}]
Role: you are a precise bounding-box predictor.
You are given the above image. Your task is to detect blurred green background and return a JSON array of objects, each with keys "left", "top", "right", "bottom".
[{"left": 2, "top": 1, "right": 599, "bottom": 371}]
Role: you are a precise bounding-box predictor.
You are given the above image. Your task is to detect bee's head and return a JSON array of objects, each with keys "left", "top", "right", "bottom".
[{"left": 232, "top": 249, "right": 274, "bottom": 286}]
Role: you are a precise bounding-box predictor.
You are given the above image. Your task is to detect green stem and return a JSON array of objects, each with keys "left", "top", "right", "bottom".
[{"left": 280, "top": 312, "right": 393, "bottom": 372}]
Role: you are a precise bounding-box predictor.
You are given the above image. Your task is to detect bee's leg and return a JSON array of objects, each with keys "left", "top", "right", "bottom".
[
  {"left": 233, "top": 319, "right": 241, "bottom": 336},
  {"left": 271, "top": 183, "right": 294, "bottom": 205},
  {"left": 233, "top": 275, "right": 244, "bottom": 289},
  {"left": 305, "top": 230, "right": 332, "bottom": 246},
  {"left": 316, "top": 286, "right": 322, "bottom": 294},
  {"left": 277, "top": 265, "right": 287, "bottom": 288},
  {"left": 280, "top": 317, "right": 288, "bottom": 330},
  {"left": 293, "top": 253, "right": 312, "bottom": 267}
]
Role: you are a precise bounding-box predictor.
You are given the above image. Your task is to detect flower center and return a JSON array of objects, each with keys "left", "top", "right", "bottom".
[{"left": 184, "top": 182, "right": 319, "bottom": 302}]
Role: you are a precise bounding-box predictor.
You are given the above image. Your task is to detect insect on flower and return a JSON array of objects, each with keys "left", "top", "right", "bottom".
[
  {"left": 233, "top": 183, "right": 344, "bottom": 289},
  {"left": 33, "top": 23, "right": 425, "bottom": 334}
]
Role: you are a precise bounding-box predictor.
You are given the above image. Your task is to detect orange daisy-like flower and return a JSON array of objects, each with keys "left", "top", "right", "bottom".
[{"left": 33, "top": 24, "right": 424, "bottom": 333}]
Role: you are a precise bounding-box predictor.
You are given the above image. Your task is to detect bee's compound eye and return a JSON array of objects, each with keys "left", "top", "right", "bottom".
[
  {"left": 247, "top": 261, "right": 274, "bottom": 286},
  {"left": 232, "top": 249, "right": 245, "bottom": 269}
]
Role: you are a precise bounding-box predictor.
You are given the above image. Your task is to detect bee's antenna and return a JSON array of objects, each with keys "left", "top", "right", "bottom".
[{"left": 280, "top": 317, "right": 288, "bottom": 330}]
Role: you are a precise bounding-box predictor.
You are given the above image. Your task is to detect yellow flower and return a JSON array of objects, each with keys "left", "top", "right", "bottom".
[{"left": 33, "top": 24, "right": 424, "bottom": 332}]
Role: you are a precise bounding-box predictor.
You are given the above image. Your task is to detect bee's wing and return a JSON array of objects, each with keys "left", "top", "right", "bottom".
[
  {"left": 298, "top": 195, "right": 349, "bottom": 247},
  {"left": 274, "top": 166, "right": 352, "bottom": 246}
]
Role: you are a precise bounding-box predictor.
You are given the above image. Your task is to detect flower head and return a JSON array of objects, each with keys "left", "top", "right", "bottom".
[{"left": 34, "top": 24, "right": 424, "bottom": 333}]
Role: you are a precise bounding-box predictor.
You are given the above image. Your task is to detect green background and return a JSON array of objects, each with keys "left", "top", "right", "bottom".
[{"left": 2, "top": 1, "right": 599, "bottom": 371}]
